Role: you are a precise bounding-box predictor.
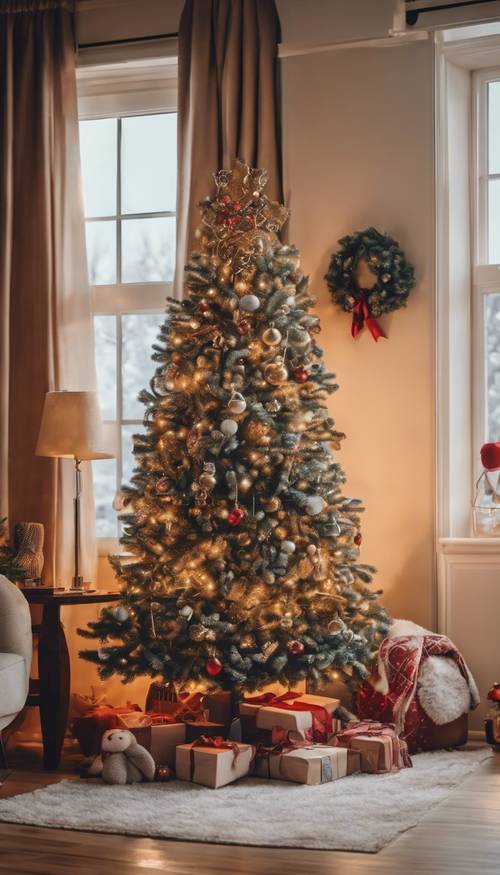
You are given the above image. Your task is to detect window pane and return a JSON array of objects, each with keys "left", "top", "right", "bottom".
[
  {"left": 79, "top": 118, "right": 117, "bottom": 218},
  {"left": 122, "top": 313, "right": 162, "bottom": 420},
  {"left": 489, "top": 81, "right": 500, "bottom": 175},
  {"left": 486, "top": 294, "right": 500, "bottom": 442},
  {"left": 93, "top": 458, "right": 118, "bottom": 538},
  {"left": 94, "top": 315, "right": 117, "bottom": 420},
  {"left": 122, "top": 424, "right": 140, "bottom": 487},
  {"left": 121, "top": 114, "right": 177, "bottom": 214},
  {"left": 121, "top": 216, "right": 175, "bottom": 282},
  {"left": 86, "top": 220, "right": 117, "bottom": 284}
]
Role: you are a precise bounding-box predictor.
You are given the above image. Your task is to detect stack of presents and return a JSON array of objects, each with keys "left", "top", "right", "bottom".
[{"left": 73, "top": 685, "right": 412, "bottom": 789}]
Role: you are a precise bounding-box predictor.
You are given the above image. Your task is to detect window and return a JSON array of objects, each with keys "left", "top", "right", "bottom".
[
  {"left": 78, "top": 60, "right": 177, "bottom": 546},
  {"left": 473, "top": 69, "right": 500, "bottom": 461}
]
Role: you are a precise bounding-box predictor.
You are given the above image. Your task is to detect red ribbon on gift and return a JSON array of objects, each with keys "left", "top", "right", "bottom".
[
  {"left": 243, "top": 692, "right": 332, "bottom": 743},
  {"left": 351, "top": 291, "right": 386, "bottom": 342},
  {"left": 188, "top": 735, "right": 253, "bottom": 779}
]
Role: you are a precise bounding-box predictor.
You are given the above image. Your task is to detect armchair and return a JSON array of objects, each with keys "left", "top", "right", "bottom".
[{"left": 0, "top": 575, "right": 32, "bottom": 767}]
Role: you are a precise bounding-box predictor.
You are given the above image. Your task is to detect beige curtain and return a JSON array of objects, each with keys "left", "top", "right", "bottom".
[
  {"left": 0, "top": 0, "right": 96, "bottom": 586},
  {"left": 174, "top": 0, "right": 283, "bottom": 299}
]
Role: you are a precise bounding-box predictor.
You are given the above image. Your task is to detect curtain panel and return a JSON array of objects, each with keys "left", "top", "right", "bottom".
[
  {"left": 175, "top": 0, "right": 283, "bottom": 299},
  {"left": 0, "top": 0, "right": 96, "bottom": 585}
]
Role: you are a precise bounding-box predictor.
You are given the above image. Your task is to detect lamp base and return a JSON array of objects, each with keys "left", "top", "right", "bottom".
[{"left": 71, "top": 574, "right": 84, "bottom": 591}]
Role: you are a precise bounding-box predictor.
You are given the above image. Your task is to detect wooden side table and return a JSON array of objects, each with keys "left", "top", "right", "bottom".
[{"left": 20, "top": 589, "right": 119, "bottom": 770}]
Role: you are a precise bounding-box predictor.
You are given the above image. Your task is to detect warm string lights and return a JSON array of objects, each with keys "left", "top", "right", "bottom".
[{"left": 78, "top": 159, "right": 390, "bottom": 693}]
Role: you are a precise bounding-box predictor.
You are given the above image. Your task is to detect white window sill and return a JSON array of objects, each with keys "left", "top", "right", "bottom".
[{"left": 439, "top": 537, "right": 500, "bottom": 554}]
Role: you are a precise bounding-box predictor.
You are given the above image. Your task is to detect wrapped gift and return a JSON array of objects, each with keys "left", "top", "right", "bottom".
[
  {"left": 146, "top": 684, "right": 206, "bottom": 722},
  {"left": 72, "top": 704, "right": 141, "bottom": 756},
  {"left": 255, "top": 744, "right": 349, "bottom": 785},
  {"left": 333, "top": 721, "right": 412, "bottom": 773},
  {"left": 203, "top": 691, "right": 233, "bottom": 726},
  {"left": 176, "top": 737, "right": 254, "bottom": 788},
  {"left": 185, "top": 720, "right": 226, "bottom": 743},
  {"left": 240, "top": 692, "right": 340, "bottom": 741},
  {"left": 116, "top": 711, "right": 186, "bottom": 767}
]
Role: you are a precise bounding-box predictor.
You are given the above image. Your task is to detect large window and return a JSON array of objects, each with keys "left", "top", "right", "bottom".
[
  {"left": 78, "top": 63, "right": 177, "bottom": 545},
  {"left": 474, "top": 70, "right": 500, "bottom": 457}
]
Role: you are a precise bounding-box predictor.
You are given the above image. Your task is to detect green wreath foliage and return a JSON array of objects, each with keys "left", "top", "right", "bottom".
[{"left": 325, "top": 227, "right": 415, "bottom": 318}]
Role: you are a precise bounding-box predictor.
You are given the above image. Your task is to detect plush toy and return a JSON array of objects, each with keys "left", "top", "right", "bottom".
[{"left": 88, "top": 728, "right": 156, "bottom": 785}]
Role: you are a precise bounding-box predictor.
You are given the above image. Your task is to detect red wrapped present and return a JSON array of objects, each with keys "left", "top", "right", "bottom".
[{"left": 72, "top": 703, "right": 141, "bottom": 756}]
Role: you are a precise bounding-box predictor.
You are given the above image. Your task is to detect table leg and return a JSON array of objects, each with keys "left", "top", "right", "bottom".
[{"left": 38, "top": 604, "right": 70, "bottom": 770}]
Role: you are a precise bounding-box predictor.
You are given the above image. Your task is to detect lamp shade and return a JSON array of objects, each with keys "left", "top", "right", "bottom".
[{"left": 36, "top": 391, "right": 114, "bottom": 461}]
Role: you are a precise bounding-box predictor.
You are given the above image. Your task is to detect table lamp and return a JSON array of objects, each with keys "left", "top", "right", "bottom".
[{"left": 36, "top": 390, "right": 114, "bottom": 590}]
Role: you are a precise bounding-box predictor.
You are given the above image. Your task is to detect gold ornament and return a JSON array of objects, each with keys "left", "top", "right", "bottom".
[
  {"left": 239, "top": 476, "right": 252, "bottom": 494},
  {"left": 264, "top": 358, "right": 288, "bottom": 386},
  {"left": 237, "top": 532, "right": 251, "bottom": 546},
  {"left": 262, "top": 327, "right": 282, "bottom": 346},
  {"left": 274, "top": 526, "right": 288, "bottom": 540},
  {"left": 261, "top": 496, "right": 280, "bottom": 512}
]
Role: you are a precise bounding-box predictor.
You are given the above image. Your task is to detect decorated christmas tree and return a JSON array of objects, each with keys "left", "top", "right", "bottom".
[{"left": 79, "top": 160, "right": 390, "bottom": 695}]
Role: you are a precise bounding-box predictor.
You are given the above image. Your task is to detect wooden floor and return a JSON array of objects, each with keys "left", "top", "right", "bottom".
[{"left": 0, "top": 740, "right": 498, "bottom": 875}]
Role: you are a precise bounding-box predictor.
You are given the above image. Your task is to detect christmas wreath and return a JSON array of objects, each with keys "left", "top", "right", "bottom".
[{"left": 325, "top": 227, "right": 415, "bottom": 341}]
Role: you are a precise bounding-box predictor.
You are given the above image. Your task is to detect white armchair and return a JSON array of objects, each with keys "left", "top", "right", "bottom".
[{"left": 0, "top": 575, "right": 32, "bottom": 767}]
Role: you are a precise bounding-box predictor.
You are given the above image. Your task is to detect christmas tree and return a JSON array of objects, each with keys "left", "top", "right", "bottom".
[{"left": 79, "top": 160, "right": 390, "bottom": 694}]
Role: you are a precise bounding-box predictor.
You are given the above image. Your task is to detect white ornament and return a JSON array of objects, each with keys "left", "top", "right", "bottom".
[
  {"left": 305, "top": 495, "right": 327, "bottom": 516},
  {"left": 112, "top": 605, "right": 129, "bottom": 622},
  {"left": 98, "top": 648, "right": 110, "bottom": 661},
  {"left": 220, "top": 419, "right": 238, "bottom": 437},
  {"left": 240, "top": 294, "right": 260, "bottom": 312},
  {"left": 281, "top": 540, "right": 296, "bottom": 554},
  {"left": 227, "top": 393, "right": 247, "bottom": 415},
  {"left": 285, "top": 296, "right": 296, "bottom": 306},
  {"left": 179, "top": 605, "right": 194, "bottom": 621}
]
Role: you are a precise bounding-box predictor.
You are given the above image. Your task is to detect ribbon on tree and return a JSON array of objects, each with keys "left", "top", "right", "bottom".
[{"left": 351, "top": 291, "right": 387, "bottom": 343}]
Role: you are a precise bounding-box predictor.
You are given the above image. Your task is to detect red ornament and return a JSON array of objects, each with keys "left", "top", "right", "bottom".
[
  {"left": 293, "top": 367, "right": 309, "bottom": 383},
  {"left": 488, "top": 683, "right": 500, "bottom": 702},
  {"left": 288, "top": 640, "right": 304, "bottom": 655},
  {"left": 220, "top": 194, "right": 232, "bottom": 206},
  {"left": 155, "top": 764, "right": 174, "bottom": 782},
  {"left": 198, "top": 301, "right": 210, "bottom": 313},
  {"left": 481, "top": 442, "right": 500, "bottom": 472},
  {"left": 237, "top": 320, "right": 250, "bottom": 335},
  {"left": 227, "top": 507, "right": 246, "bottom": 526},
  {"left": 354, "top": 532, "right": 362, "bottom": 546},
  {"left": 229, "top": 215, "right": 240, "bottom": 228},
  {"left": 206, "top": 656, "right": 223, "bottom": 676},
  {"left": 233, "top": 201, "right": 241, "bottom": 212}
]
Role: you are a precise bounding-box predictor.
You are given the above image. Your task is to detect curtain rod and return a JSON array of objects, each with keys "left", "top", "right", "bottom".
[
  {"left": 78, "top": 31, "right": 178, "bottom": 50},
  {"left": 407, "top": 0, "right": 500, "bottom": 25}
]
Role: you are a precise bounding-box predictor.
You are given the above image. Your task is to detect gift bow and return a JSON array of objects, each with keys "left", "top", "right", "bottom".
[
  {"left": 243, "top": 691, "right": 332, "bottom": 743},
  {"left": 351, "top": 290, "right": 386, "bottom": 342}
]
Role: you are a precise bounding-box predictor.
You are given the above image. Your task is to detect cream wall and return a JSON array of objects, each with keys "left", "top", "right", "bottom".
[
  {"left": 64, "top": 5, "right": 436, "bottom": 708},
  {"left": 281, "top": 40, "right": 436, "bottom": 627}
]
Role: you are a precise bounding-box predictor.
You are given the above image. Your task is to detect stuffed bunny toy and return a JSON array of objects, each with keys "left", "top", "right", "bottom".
[{"left": 88, "top": 728, "right": 156, "bottom": 785}]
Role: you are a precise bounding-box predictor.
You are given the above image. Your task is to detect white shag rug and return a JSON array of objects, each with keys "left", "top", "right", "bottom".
[{"left": 0, "top": 747, "right": 490, "bottom": 853}]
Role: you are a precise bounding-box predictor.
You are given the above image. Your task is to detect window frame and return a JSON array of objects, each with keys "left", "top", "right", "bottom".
[
  {"left": 77, "top": 58, "right": 177, "bottom": 554},
  {"left": 472, "top": 66, "right": 500, "bottom": 480}
]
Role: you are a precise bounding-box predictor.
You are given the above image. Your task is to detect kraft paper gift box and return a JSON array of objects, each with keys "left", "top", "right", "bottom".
[
  {"left": 240, "top": 694, "right": 340, "bottom": 734},
  {"left": 118, "top": 714, "right": 186, "bottom": 768},
  {"left": 255, "top": 745, "right": 349, "bottom": 785},
  {"left": 350, "top": 734, "right": 394, "bottom": 773},
  {"left": 176, "top": 742, "right": 253, "bottom": 788},
  {"left": 203, "top": 691, "right": 232, "bottom": 727}
]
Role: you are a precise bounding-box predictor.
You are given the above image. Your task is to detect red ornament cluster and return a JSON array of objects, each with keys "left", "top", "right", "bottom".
[
  {"left": 227, "top": 506, "right": 246, "bottom": 526},
  {"left": 237, "top": 320, "right": 250, "bottom": 335},
  {"left": 288, "top": 640, "right": 305, "bottom": 655},
  {"left": 216, "top": 195, "right": 256, "bottom": 231},
  {"left": 206, "top": 656, "right": 223, "bottom": 676}
]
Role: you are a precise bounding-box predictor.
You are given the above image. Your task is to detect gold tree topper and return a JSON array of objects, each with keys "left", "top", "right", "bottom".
[{"left": 199, "top": 159, "right": 289, "bottom": 273}]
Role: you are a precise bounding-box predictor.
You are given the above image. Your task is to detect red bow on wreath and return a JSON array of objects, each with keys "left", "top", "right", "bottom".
[{"left": 351, "top": 290, "right": 387, "bottom": 343}]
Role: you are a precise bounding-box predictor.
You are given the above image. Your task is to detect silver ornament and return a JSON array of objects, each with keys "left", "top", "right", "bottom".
[
  {"left": 112, "top": 605, "right": 129, "bottom": 622},
  {"left": 98, "top": 648, "right": 110, "bottom": 661},
  {"left": 239, "top": 294, "right": 260, "bottom": 312},
  {"left": 220, "top": 419, "right": 238, "bottom": 437},
  {"left": 288, "top": 327, "right": 311, "bottom": 349},
  {"left": 227, "top": 393, "right": 247, "bottom": 415},
  {"left": 179, "top": 605, "right": 194, "bottom": 621},
  {"left": 305, "top": 495, "right": 327, "bottom": 516},
  {"left": 281, "top": 540, "right": 296, "bottom": 554}
]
